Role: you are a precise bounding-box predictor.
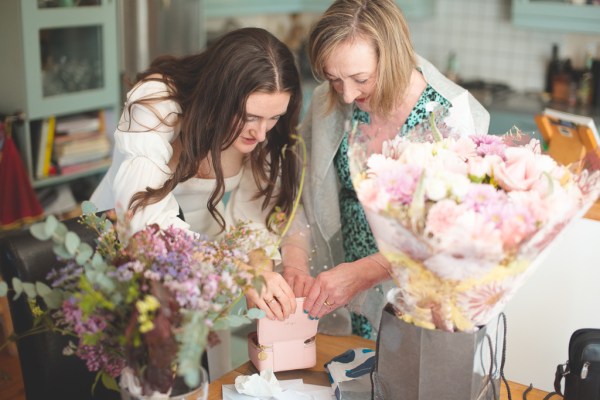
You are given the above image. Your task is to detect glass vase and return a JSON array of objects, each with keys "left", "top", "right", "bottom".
[{"left": 119, "top": 367, "right": 208, "bottom": 400}]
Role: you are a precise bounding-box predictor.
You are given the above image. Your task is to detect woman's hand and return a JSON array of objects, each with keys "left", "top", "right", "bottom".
[
  {"left": 303, "top": 254, "right": 392, "bottom": 319},
  {"left": 246, "top": 270, "right": 296, "bottom": 321},
  {"left": 282, "top": 265, "right": 314, "bottom": 297}
]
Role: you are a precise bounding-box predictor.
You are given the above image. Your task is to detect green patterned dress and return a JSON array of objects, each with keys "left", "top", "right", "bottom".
[{"left": 333, "top": 84, "right": 451, "bottom": 339}]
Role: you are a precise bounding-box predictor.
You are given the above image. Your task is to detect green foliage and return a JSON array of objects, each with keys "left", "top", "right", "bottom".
[
  {"left": 246, "top": 307, "right": 266, "bottom": 320},
  {"left": 1, "top": 203, "right": 270, "bottom": 395},
  {"left": 177, "top": 312, "right": 209, "bottom": 388}
]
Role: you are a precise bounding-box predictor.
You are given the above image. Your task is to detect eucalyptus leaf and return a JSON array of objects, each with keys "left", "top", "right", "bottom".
[
  {"left": 52, "top": 223, "right": 67, "bottom": 245},
  {"left": 81, "top": 200, "right": 98, "bottom": 215},
  {"left": 22, "top": 282, "right": 37, "bottom": 299},
  {"left": 91, "top": 253, "right": 104, "bottom": 268},
  {"left": 75, "top": 243, "right": 94, "bottom": 264},
  {"left": 211, "top": 319, "right": 228, "bottom": 331},
  {"left": 52, "top": 243, "right": 72, "bottom": 259},
  {"left": 35, "top": 282, "right": 53, "bottom": 297},
  {"left": 55, "top": 222, "right": 68, "bottom": 238},
  {"left": 0, "top": 281, "right": 8, "bottom": 296},
  {"left": 42, "top": 291, "right": 63, "bottom": 309},
  {"left": 103, "top": 219, "right": 113, "bottom": 232},
  {"left": 11, "top": 278, "right": 23, "bottom": 299},
  {"left": 246, "top": 307, "right": 266, "bottom": 320},
  {"left": 177, "top": 316, "right": 208, "bottom": 389},
  {"left": 64, "top": 231, "right": 81, "bottom": 255},
  {"left": 97, "top": 275, "right": 115, "bottom": 293},
  {"left": 223, "top": 314, "right": 249, "bottom": 328},
  {"left": 30, "top": 222, "right": 51, "bottom": 241},
  {"left": 86, "top": 270, "right": 99, "bottom": 284},
  {"left": 44, "top": 215, "right": 59, "bottom": 237}
]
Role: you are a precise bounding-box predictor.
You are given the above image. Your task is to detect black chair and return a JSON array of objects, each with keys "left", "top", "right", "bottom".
[{"left": 0, "top": 216, "right": 120, "bottom": 400}]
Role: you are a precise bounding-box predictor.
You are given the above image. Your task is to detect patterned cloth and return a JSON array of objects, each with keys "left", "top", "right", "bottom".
[
  {"left": 325, "top": 347, "right": 375, "bottom": 400},
  {"left": 333, "top": 84, "right": 451, "bottom": 339}
]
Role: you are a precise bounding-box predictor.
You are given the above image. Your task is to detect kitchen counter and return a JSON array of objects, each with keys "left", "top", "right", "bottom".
[{"left": 486, "top": 91, "right": 600, "bottom": 120}]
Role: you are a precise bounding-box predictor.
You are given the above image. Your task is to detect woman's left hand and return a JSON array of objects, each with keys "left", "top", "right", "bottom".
[
  {"left": 246, "top": 270, "right": 296, "bottom": 321},
  {"left": 303, "top": 255, "right": 392, "bottom": 319}
]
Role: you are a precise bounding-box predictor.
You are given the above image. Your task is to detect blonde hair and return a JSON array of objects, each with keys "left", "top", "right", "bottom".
[{"left": 308, "top": 0, "right": 417, "bottom": 116}]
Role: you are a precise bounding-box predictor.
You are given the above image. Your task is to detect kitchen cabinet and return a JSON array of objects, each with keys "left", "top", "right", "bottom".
[
  {"left": 205, "top": 0, "right": 307, "bottom": 18},
  {"left": 396, "top": 0, "right": 435, "bottom": 19},
  {"left": 0, "top": 0, "right": 120, "bottom": 189},
  {"left": 512, "top": 0, "right": 600, "bottom": 34},
  {"left": 205, "top": 0, "right": 434, "bottom": 19}
]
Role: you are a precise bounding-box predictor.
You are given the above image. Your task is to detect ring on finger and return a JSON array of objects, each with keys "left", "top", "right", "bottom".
[
  {"left": 266, "top": 298, "right": 276, "bottom": 304},
  {"left": 323, "top": 300, "right": 334, "bottom": 307}
]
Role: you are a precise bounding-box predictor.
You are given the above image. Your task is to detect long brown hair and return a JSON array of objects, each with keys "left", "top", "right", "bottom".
[
  {"left": 127, "top": 27, "right": 302, "bottom": 231},
  {"left": 308, "top": 0, "right": 416, "bottom": 116}
]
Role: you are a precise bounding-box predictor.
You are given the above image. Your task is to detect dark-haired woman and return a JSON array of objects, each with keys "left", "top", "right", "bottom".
[{"left": 91, "top": 27, "right": 303, "bottom": 323}]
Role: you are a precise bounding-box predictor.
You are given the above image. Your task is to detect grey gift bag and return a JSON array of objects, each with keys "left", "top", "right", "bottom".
[{"left": 371, "top": 304, "right": 501, "bottom": 400}]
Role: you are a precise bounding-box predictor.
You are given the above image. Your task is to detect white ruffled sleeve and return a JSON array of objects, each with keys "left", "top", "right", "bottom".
[{"left": 110, "top": 80, "right": 190, "bottom": 234}]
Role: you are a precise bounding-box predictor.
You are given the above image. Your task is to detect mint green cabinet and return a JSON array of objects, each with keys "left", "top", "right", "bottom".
[
  {"left": 0, "top": 0, "right": 119, "bottom": 188},
  {"left": 205, "top": 0, "right": 434, "bottom": 19},
  {"left": 512, "top": 0, "right": 600, "bottom": 34},
  {"left": 396, "top": 0, "right": 435, "bottom": 19},
  {"left": 205, "top": 0, "right": 306, "bottom": 18}
]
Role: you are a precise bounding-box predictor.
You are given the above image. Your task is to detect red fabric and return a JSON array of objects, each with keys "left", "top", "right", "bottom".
[{"left": 0, "top": 124, "right": 45, "bottom": 229}]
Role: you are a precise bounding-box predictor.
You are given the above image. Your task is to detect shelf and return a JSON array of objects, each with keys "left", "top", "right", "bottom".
[
  {"left": 32, "top": 163, "right": 109, "bottom": 189},
  {"left": 27, "top": 4, "right": 109, "bottom": 28},
  {"left": 512, "top": 0, "right": 600, "bottom": 34}
]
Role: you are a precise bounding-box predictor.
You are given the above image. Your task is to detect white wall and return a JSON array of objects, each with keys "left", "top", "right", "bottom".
[
  {"left": 503, "top": 217, "right": 600, "bottom": 392},
  {"left": 409, "top": 0, "right": 600, "bottom": 92}
]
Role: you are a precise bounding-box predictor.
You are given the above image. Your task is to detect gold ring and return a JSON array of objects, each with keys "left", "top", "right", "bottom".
[
  {"left": 323, "top": 300, "right": 334, "bottom": 307},
  {"left": 266, "top": 298, "right": 276, "bottom": 304}
]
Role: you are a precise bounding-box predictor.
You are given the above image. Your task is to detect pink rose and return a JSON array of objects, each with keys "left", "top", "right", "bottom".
[{"left": 492, "top": 147, "right": 543, "bottom": 191}]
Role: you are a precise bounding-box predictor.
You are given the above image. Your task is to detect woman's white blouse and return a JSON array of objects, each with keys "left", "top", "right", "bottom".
[{"left": 91, "top": 80, "right": 187, "bottom": 234}]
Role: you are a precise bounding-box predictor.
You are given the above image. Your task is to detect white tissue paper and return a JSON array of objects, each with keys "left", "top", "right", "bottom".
[
  {"left": 235, "top": 369, "right": 282, "bottom": 397},
  {"left": 222, "top": 370, "right": 334, "bottom": 400}
]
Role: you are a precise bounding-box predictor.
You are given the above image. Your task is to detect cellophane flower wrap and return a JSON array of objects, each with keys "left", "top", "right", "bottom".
[
  {"left": 348, "top": 104, "right": 600, "bottom": 333},
  {"left": 3, "top": 202, "right": 274, "bottom": 398}
]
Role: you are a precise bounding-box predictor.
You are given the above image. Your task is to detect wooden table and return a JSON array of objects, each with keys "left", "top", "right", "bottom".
[{"left": 208, "top": 333, "right": 549, "bottom": 399}]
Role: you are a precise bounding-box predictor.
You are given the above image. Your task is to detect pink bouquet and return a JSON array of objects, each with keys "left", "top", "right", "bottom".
[{"left": 349, "top": 109, "right": 600, "bottom": 332}]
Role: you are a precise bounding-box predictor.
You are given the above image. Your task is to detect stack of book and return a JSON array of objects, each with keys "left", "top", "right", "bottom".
[
  {"left": 52, "top": 111, "right": 112, "bottom": 175},
  {"left": 33, "top": 116, "right": 56, "bottom": 179}
]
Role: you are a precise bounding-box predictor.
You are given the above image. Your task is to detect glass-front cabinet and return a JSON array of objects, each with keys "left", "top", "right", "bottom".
[
  {"left": 20, "top": 0, "right": 118, "bottom": 120},
  {"left": 0, "top": 0, "right": 119, "bottom": 188}
]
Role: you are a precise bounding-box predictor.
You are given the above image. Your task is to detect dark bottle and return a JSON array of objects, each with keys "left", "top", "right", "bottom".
[{"left": 545, "top": 44, "right": 560, "bottom": 94}]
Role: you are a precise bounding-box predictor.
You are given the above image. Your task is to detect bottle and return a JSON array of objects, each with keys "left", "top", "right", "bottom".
[
  {"left": 545, "top": 44, "right": 560, "bottom": 94},
  {"left": 552, "top": 59, "right": 572, "bottom": 103},
  {"left": 577, "top": 51, "right": 594, "bottom": 106},
  {"left": 592, "top": 58, "right": 600, "bottom": 107}
]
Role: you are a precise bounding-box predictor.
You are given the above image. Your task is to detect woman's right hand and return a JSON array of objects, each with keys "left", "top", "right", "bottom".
[{"left": 245, "top": 270, "right": 296, "bottom": 321}]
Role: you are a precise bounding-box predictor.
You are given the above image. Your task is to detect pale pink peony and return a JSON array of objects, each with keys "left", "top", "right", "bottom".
[{"left": 425, "top": 199, "right": 464, "bottom": 237}]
